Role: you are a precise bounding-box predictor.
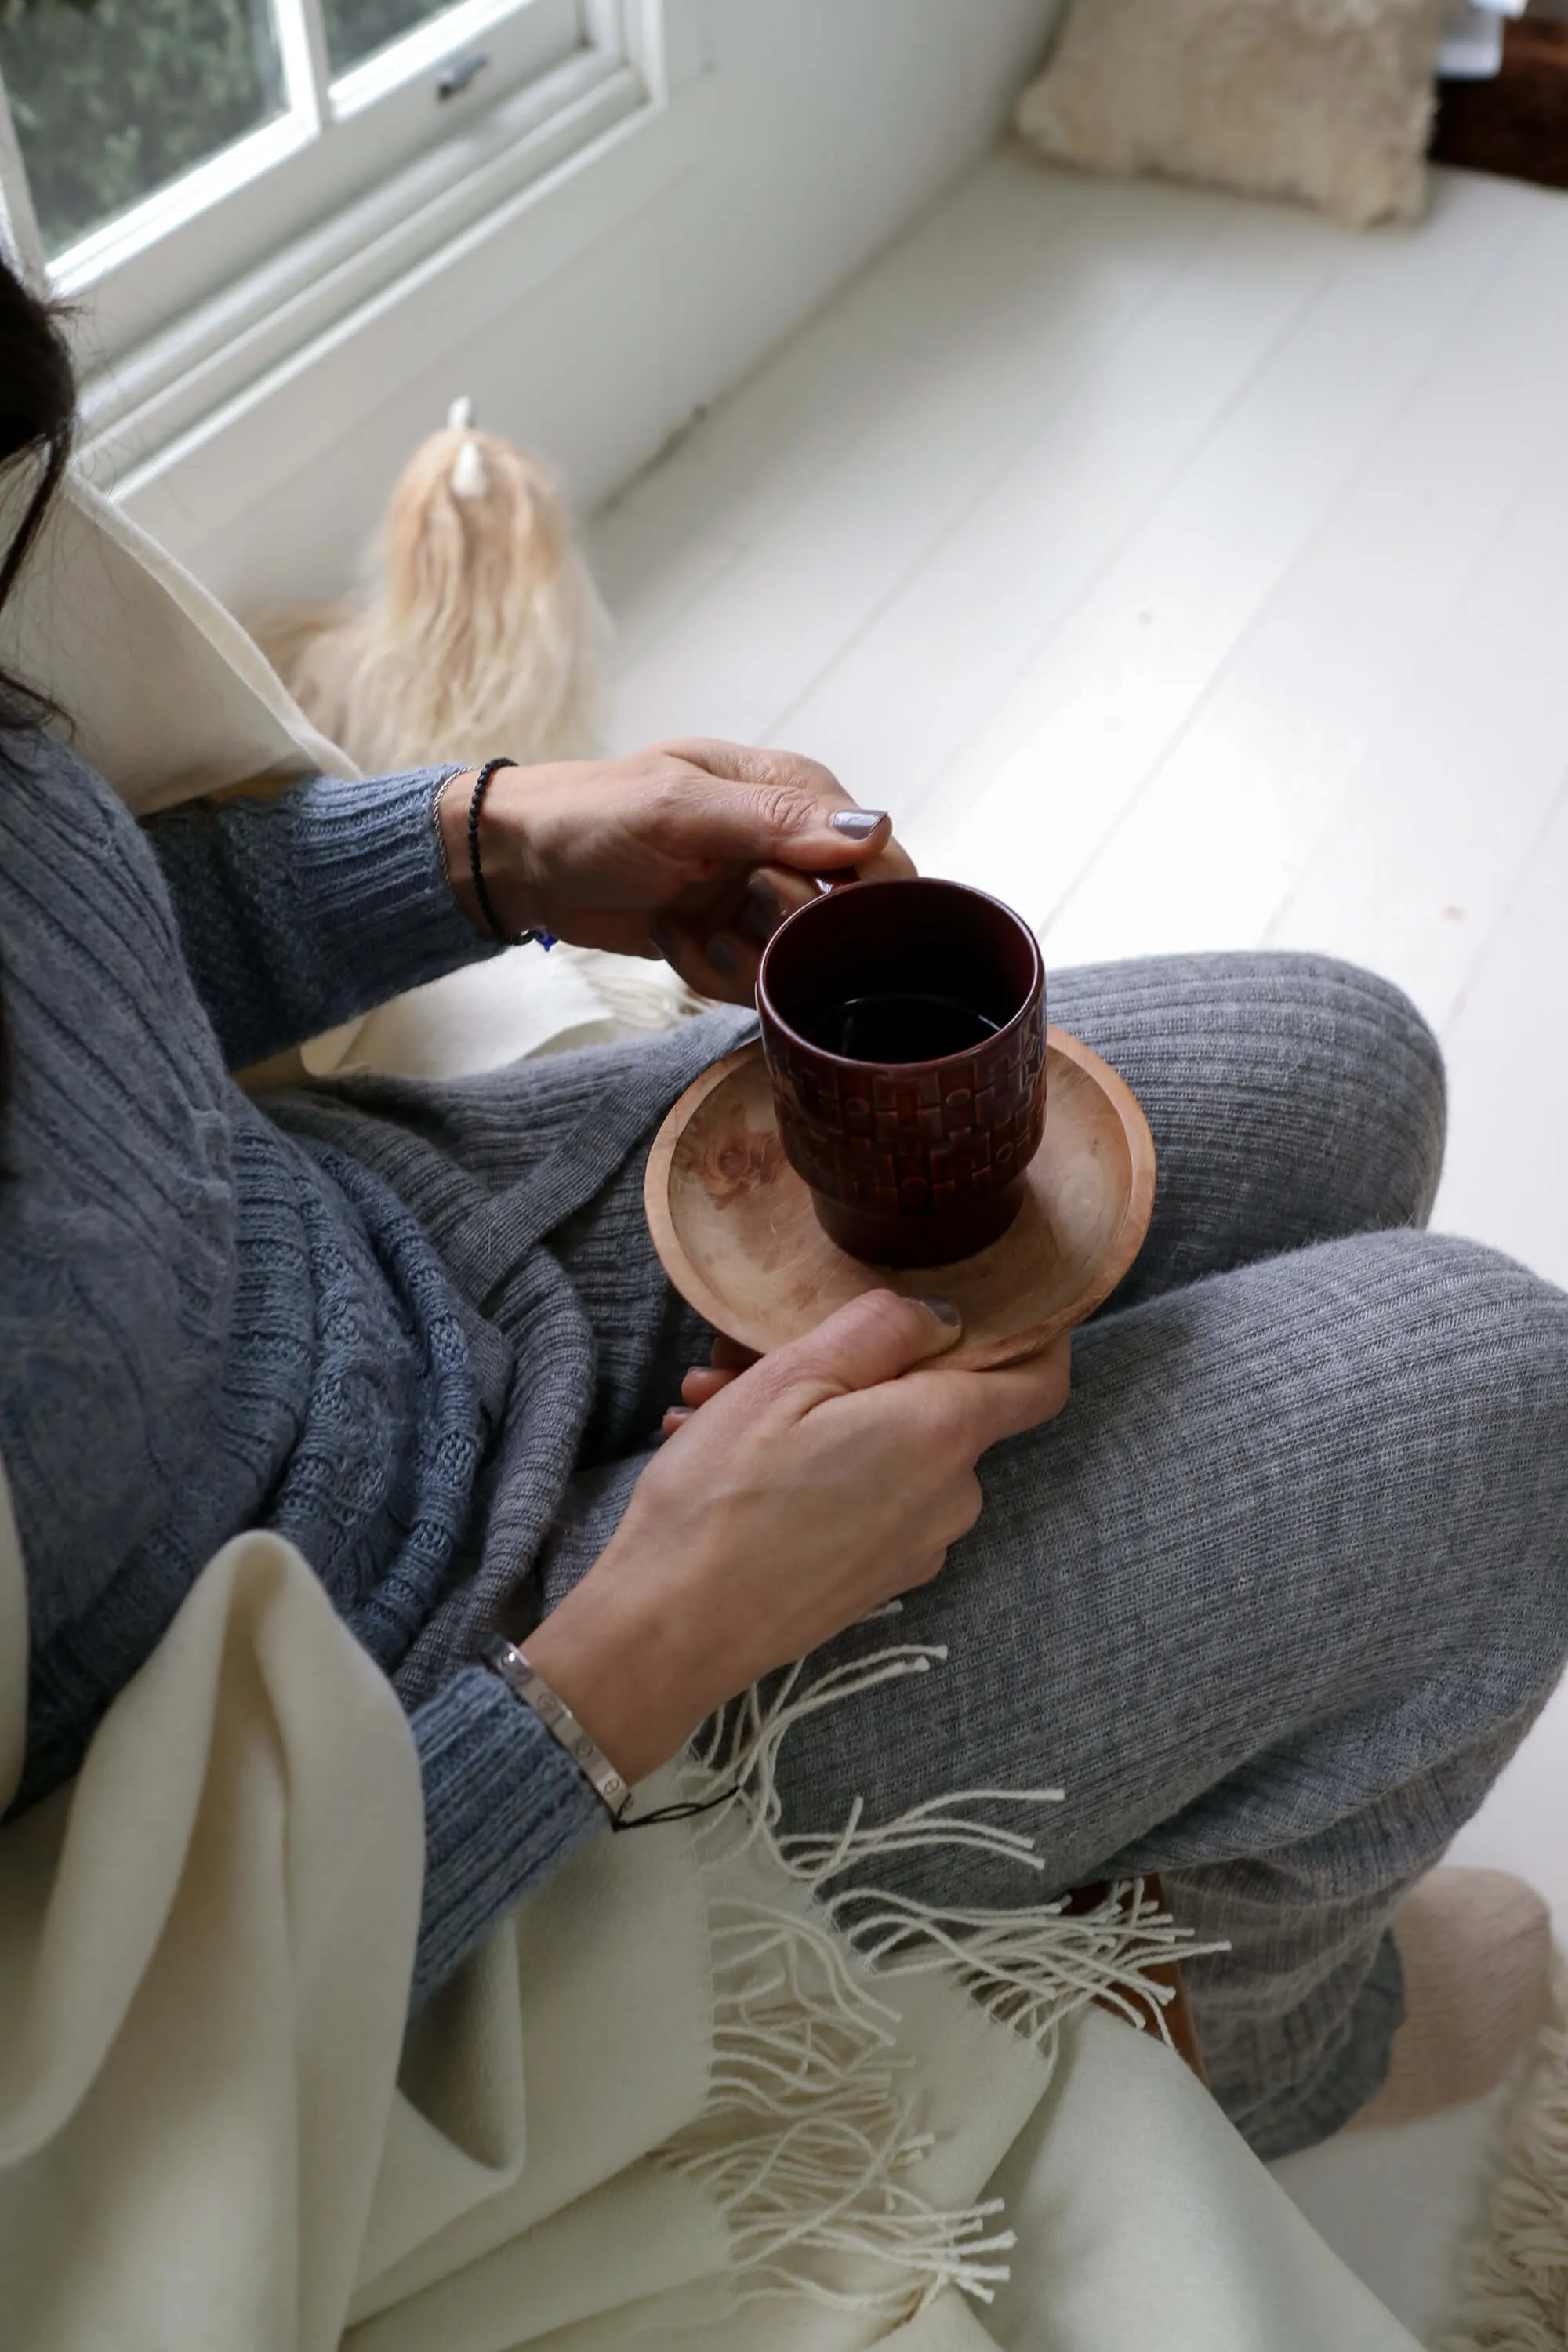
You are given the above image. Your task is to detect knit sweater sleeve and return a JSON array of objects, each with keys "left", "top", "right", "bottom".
[
  {"left": 143, "top": 768, "right": 496, "bottom": 1069},
  {"left": 409, "top": 1664, "right": 609, "bottom": 2009}
]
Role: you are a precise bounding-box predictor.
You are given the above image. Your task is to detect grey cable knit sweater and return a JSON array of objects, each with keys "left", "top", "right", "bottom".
[{"left": 0, "top": 730, "right": 612, "bottom": 2005}]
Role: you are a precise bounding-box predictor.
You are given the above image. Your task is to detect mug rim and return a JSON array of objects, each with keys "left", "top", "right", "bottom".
[{"left": 756, "top": 874, "right": 1044, "bottom": 1071}]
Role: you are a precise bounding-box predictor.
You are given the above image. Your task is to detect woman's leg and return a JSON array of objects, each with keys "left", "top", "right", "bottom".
[
  {"left": 757, "top": 1226, "right": 1568, "bottom": 2160},
  {"left": 519, "top": 956, "right": 1555, "bottom": 2155},
  {"left": 1048, "top": 952, "right": 1446, "bottom": 1306}
]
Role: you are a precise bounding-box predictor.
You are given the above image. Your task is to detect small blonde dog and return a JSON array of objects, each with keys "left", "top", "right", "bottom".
[
  {"left": 253, "top": 401, "right": 706, "bottom": 1056},
  {"left": 253, "top": 397, "right": 604, "bottom": 771}
]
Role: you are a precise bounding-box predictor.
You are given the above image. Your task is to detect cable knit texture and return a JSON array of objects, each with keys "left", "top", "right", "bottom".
[{"left": 0, "top": 732, "right": 650, "bottom": 2006}]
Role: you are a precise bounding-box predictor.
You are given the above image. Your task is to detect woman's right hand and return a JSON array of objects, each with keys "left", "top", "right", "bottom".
[{"left": 524, "top": 1292, "right": 1071, "bottom": 1787}]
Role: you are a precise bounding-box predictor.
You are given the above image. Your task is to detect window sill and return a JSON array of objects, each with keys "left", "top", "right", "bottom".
[{"left": 82, "top": 41, "right": 676, "bottom": 497}]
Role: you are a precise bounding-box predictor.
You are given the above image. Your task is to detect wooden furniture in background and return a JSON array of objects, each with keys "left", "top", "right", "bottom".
[
  {"left": 1432, "top": 18, "right": 1568, "bottom": 191},
  {"left": 1069, "top": 1878, "right": 1210, "bottom": 2087}
]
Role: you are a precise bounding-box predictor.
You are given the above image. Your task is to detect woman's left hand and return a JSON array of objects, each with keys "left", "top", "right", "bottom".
[{"left": 437, "top": 739, "right": 915, "bottom": 1000}]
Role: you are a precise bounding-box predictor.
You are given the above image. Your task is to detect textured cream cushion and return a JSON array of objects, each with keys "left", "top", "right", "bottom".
[{"left": 1016, "top": 0, "right": 1446, "bottom": 230}]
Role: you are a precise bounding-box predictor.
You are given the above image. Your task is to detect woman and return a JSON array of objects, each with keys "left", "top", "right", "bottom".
[{"left": 2, "top": 257, "right": 1564, "bottom": 2165}]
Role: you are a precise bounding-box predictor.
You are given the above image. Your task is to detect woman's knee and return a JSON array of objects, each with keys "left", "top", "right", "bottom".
[
  {"left": 1083, "top": 1223, "right": 1568, "bottom": 1686},
  {"left": 1189, "top": 950, "right": 1446, "bottom": 1228},
  {"left": 1304, "top": 1226, "right": 1567, "bottom": 1687},
  {"left": 1361, "top": 1225, "right": 1567, "bottom": 1389},
  {"left": 1250, "top": 1221, "right": 1565, "bottom": 1449},
  {"left": 1052, "top": 950, "right": 1446, "bottom": 1239},
  {"left": 1392, "top": 1225, "right": 1568, "bottom": 1516},
  {"left": 1272, "top": 955, "right": 1446, "bottom": 1222}
]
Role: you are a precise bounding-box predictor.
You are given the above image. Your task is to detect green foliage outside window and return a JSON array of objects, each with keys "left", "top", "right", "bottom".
[
  {"left": 0, "top": 0, "right": 453, "bottom": 257},
  {"left": 0, "top": 0, "right": 284, "bottom": 256}
]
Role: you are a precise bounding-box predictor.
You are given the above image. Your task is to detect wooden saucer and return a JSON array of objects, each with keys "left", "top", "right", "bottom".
[{"left": 644, "top": 1029, "right": 1156, "bottom": 1370}]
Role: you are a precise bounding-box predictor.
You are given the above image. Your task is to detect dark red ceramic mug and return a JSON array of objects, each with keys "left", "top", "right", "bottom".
[{"left": 757, "top": 876, "right": 1047, "bottom": 1268}]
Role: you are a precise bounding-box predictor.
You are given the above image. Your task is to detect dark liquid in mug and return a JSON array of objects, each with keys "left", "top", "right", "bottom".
[{"left": 831, "top": 991, "right": 1000, "bottom": 1063}]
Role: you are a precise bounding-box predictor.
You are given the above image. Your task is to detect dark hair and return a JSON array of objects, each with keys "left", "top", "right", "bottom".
[
  {"left": 0, "top": 252, "right": 78, "bottom": 1122},
  {"left": 0, "top": 254, "right": 75, "bottom": 713}
]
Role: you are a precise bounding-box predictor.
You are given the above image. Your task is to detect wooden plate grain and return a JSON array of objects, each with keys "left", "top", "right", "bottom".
[{"left": 644, "top": 1029, "right": 1156, "bottom": 1370}]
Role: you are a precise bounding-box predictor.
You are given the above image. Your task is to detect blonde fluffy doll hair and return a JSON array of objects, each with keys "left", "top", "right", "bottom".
[
  {"left": 252, "top": 401, "right": 707, "bottom": 1049},
  {"left": 254, "top": 398, "right": 604, "bottom": 772}
]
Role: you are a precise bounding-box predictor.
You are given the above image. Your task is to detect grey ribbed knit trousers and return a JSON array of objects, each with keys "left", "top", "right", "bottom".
[{"left": 339, "top": 952, "right": 1568, "bottom": 2162}]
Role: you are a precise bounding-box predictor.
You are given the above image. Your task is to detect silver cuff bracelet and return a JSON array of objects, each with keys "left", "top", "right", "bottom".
[{"left": 481, "top": 1635, "right": 633, "bottom": 1822}]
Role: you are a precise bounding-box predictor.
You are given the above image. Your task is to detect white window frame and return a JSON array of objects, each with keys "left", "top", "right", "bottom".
[
  {"left": 0, "top": 0, "right": 666, "bottom": 469},
  {"left": 0, "top": 66, "right": 43, "bottom": 284}
]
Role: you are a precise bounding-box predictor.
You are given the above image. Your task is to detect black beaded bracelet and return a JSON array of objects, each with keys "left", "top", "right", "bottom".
[{"left": 466, "top": 757, "right": 554, "bottom": 949}]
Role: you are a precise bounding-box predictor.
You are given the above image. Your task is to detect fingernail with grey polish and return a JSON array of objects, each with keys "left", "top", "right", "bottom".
[
  {"left": 830, "top": 809, "right": 886, "bottom": 841},
  {"left": 708, "top": 935, "right": 740, "bottom": 975},
  {"left": 916, "top": 1295, "right": 961, "bottom": 1327},
  {"left": 739, "top": 878, "right": 782, "bottom": 946},
  {"left": 650, "top": 922, "right": 677, "bottom": 963}
]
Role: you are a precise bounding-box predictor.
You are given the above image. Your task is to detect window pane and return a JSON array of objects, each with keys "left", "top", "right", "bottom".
[
  {"left": 319, "top": 0, "right": 464, "bottom": 75},
  {"left": 0, "top": 0, "right": 285, "bottom": 257}
]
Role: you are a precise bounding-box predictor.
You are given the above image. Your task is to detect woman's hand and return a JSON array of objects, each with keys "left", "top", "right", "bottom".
[
  {"left": 438, "top": 739, "right": 914, "bottom": 1001},
  {"left": 524, "top": 1293, "right": 1072, "bottom": 1785}
]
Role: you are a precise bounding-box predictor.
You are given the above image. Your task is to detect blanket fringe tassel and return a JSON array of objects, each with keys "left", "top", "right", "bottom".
[{"left": 658, "top": 1638, "right": 1228, "bottom": 2323}]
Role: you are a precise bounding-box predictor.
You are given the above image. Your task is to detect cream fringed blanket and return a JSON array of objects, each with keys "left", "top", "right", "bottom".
[
  {"left": 0, "top": 473, "right": 1430, "bottom": 2351},
  {"left": 0, "top": 1439, "right": 1188, "bottom": 2349},
  {"left": 0, "top": 1468, "right": 1428, "bottom": 2352}
]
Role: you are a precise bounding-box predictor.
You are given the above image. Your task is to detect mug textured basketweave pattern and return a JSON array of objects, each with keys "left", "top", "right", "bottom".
[{"left": 766, "top": 1018, "right": 1047, "bottom": 1223}]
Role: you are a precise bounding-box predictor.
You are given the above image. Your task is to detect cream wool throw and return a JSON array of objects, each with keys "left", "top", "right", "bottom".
[
  {"left": 0, "top": 1468, "right": 1428, "bottom": 2352},
  {"left": 0, "top": 471, "right": 1429, "bottom": 2350}
]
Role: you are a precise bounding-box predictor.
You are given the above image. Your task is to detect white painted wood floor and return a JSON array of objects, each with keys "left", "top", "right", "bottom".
[{"left": 585, "top": 147, "right": 1568, "bottom": 2336}]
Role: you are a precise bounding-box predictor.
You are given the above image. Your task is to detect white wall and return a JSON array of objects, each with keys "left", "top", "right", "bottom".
[{"left": 107, "top": 0, "right": 1059, "bottom": 618}]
